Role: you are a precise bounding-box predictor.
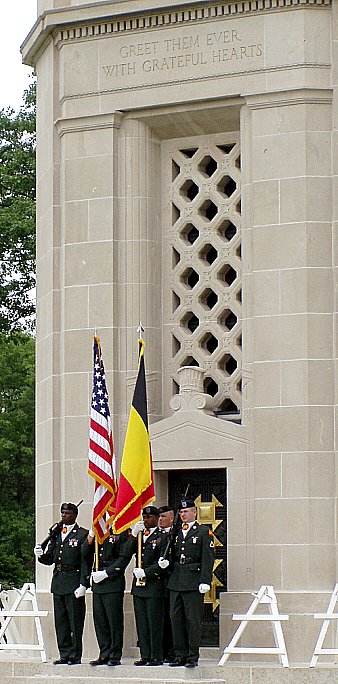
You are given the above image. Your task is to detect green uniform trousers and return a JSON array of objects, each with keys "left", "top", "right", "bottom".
[
  {"left": 162, "top": 594, "right": 174, "bottom": 660},
  {"left": 133, "top": 595, "right": 164, "bottom": 661},
  {"left": 92, "top": 592, "right": 124, "bottom": 661},
  {"left": 53, "top": 593, "right": 85, "bottom": 661},
  {"left": 170, "top": 590, "right": 204, "bottom": 662}
]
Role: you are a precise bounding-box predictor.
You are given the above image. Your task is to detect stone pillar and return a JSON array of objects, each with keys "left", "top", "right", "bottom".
[
  {"left": 57, "top": 111, "right": 122, "bottom": 508},
  {"left": 332, "top": 0, "right": 338, "bottom": 581},
  {"left": 35, "top": 38, "right": 62, "bottom": 590},
  {"left": 36, "top": 102, "right": 123, "bottom": 585},
  {"left": 244, "top": 88, "right": 334, "bottom": 593},
  {"left": 114, "top": 118, "right": 162, "bottom": 458},
  {"left": 222, "top": 89, "right": 335, "bottom": 663}
]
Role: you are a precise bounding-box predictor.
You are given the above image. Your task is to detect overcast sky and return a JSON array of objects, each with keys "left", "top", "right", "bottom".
[{"left": 0, "top": 1, "right": 38, "bottom": 111}]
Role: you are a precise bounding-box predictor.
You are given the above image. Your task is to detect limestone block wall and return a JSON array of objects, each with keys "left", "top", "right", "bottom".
[
  {"left": 34, "top": 36, "right": 62, "bottom": 590},
  {"left": 240, "top": 91, "right": 335, "bottom": 592},
  {"left": 22, "top": 0, "right": 337, "bottom": 661},
  {"left": 332, "top": 0, "right": 338, "bottom": 586}
]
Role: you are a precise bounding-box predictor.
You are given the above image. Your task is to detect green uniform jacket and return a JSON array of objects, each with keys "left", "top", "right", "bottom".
[
  {"left": 38, "top": 524, "right": 90, "bottom": 594},
  {"left": 167, "top": 522, "right": 214, "bottom": 591},
  {"left": 82, "top": 530, "right": 132, "bottom": 594},
  {"left": 130, "top": 529, "right": 168, "bottom": 598}
]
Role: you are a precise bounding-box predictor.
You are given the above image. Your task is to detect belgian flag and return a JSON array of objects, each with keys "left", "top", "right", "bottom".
[{"left": 113, "top": 339, "right": 155, "bottom": 533}]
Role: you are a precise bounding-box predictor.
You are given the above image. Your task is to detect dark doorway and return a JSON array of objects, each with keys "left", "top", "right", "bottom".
[{"left": 168, "top": 468, "right": 227, "bottom": 646}]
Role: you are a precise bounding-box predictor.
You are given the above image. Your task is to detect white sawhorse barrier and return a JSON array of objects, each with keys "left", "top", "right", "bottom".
[
  {"left": 219, "top": 585, "right": 289, "bottom": 668},
  {"left": 0, "top": 585, "right": 21, "bottom": 647},
  {"left": 310, "top": 583, "right": 338, "bottom": 667},
  {"left": 0, "top": 583, "right": 48, "bottom": 662}
]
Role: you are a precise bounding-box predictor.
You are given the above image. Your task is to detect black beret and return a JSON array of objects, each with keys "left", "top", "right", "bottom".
[
  {"left": 142, "top": 505, "right": 159, "bottom": 516},
  {"left": 61, "top": 502, "right": 78, "bottom": 516},
  {"left": 179, "top": 499, "right": 196, "bottom": 510},
  {"left": 158, "top": 505, "right": 174, "bottom": 514}
]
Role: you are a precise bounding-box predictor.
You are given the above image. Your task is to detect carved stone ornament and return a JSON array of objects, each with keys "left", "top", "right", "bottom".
[{"left": 169, "top": 366, "right": 214, "bottom": 414}]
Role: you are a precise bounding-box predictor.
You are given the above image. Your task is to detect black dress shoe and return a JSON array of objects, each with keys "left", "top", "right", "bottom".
[
  {"left": 185, "top": 660, "right": 198, "bottom": 668},
  {"left": 53, "top": 659, "right": 68, "bottom": 665},
  {"left": 90, "top": 657, "right": 109, "bottom": 666},
  {"left": 134, "top": 658, "right": 148, "bottom": 666},
  {"left": 146, "top": 659, "right": 163, "bottom": 666},
  {"left": 107, "top": 659, "right": 121, "bottom": 666},
  {"left": 67, "top": 659, "right": 81, "bottom": 665},
  {"left": 164, "top": 654, "right": 175, "bottom": 663},
  {"left": 169, "top": 658, "right": 186, "bottom": 667}
]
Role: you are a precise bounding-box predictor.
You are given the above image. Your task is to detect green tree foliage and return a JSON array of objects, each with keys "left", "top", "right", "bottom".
[
  {"left": 0, "top": 81, "right": 36, "bottom": 588},
  {"left": 0, "top": 332, "right": 35, "bottom": 588},
  {"left": 0, "top": 81, "right": 36, "bottom": 333}
]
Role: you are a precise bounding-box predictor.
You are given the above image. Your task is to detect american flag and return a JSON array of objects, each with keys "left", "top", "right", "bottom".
[{"left": 88, "top": 337, "right": 118, "bottom": 542}]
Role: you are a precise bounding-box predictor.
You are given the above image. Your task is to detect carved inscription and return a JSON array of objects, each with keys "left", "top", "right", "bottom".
[{"left": 100, "top": 22, "right": 263, "bottom": 87}]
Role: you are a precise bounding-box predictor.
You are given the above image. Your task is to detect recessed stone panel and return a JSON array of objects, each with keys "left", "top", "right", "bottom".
[
  {"left": 64, "top": 155, "right": 114, "bottom": 201},
  {"left": 60, "top": 41, "right": 99, "bottom": 98},
  {"left": 96, "top": 18, "right": 264, "bottom": 95},
  {"left": 64, "top": 241, "right": 114, "bottom": 286}
]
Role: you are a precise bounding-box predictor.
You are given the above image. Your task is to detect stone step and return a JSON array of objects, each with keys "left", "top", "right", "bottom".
[
  {"left": 0, "top": 659, "right": 336, "bottom": 684},
  {"left": 0, "top": 659, "right": 222, "bottom": 681}
]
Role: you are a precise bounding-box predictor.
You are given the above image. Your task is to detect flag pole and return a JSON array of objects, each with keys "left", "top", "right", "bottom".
[
  {"left": 136, "top": 532, "right": 146, "bottom": 586},
  {"left": 95, "top": 536, "right": 99, "bottom": 571},
  {"left": 136, "top": 322, "right": 146, "bottom": 587}
]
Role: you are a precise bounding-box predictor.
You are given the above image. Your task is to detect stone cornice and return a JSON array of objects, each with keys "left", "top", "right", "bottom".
[
  {"left": 55, "top": 112, "right": 123, "bottom": 137},
  {"left": 244, "top": 87, "right": 333, "bottom": 108},
  {"left": 22, "top": 0, "right": 331, "bottom": 66},
  {"left": 55, "top": 0, "right": 331, "bottom": 47}
]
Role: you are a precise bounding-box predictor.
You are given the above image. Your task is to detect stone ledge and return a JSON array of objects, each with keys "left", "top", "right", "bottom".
[{"left": 0, "top": 658, "right": 337, "bottom": 683}]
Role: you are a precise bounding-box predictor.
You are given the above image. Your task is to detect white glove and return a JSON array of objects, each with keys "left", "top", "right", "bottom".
[
  {"left": 131, "top": 520, "right": 144, "bottom": 537},
  {"left": 158, "top": 557, "right": 169, "bottom": 569},
  {"left": 133, "top": 568, "right": 146, "bottom": 580},
  {"left": 74, "top": 585, "right": 86, "bottom": 598},
  {"left": 88, "top": 528, "right": 95, "bottom": 538},
  {"left": 34, "top": 544, "right": 44, "bottom": 558},
  {"left": 92, "top": 569, "right": 108, "bottom": 583},
  {"left": 199, "top": 583, "right": 210, "bottom": 594}
]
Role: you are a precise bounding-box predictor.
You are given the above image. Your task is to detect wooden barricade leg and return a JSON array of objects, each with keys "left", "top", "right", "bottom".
[
  {"left": 0, "top": 583, "right": 48, "bottom": 662},
  {"left": 218, "top": 585, "right": 289, "bottom": 668},
  {"left": 310, "top": 584, "right": 338, "bottom": 667}
]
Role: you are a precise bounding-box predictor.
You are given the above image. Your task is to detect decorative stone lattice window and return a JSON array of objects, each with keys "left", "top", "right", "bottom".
[{"left": 162, "top": 133, "right": 242, "bottom": 419}]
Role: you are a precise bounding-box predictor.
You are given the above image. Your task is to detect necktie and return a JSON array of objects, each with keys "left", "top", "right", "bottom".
[
  {"left": 144, "top": 529, "right": 150, "bottom": 536},
  {"left": 62, "top": 526, "right": 67, "bottom": 534},
  {"left": 182, "top": 524, "right": 189, "bottom": 530}
]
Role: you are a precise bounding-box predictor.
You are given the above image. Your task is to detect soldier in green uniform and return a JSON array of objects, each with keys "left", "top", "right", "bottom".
[
  {"left": 158, "top": 505, "right": 175, "bottom": 662},
  {"left": 167, "top": 498, "right": 214, "bottom": 668},
  {"left": 130, "top": 506, "right": 168, "bottom": 666},
  {"left": 34, "top": 502, "right": 90, "bottom": 665},
  {"left": 81, "top": 528, "right": 132, "bottom": 666}
]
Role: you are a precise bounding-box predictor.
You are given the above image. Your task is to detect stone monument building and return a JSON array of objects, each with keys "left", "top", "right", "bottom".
[{"left": 22, "top": 0, "right": 337, "bottom": 664}]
